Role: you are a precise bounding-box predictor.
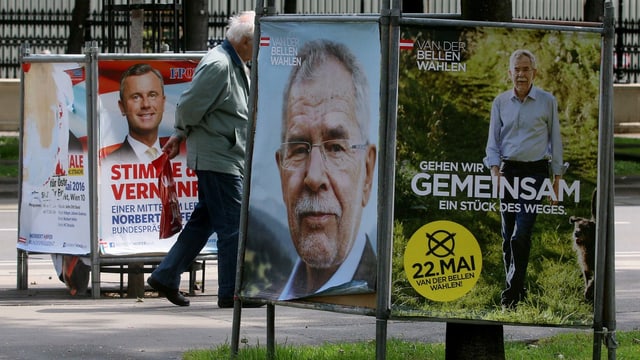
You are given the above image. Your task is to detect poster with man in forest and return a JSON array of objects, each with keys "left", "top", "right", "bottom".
[{"left": 393, "top": 25, "right": 601, "bottom": 326}]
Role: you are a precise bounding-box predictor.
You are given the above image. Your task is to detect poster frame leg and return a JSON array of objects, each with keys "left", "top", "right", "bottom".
[
  {"left": 593, "top": 3, "right": 616, "bottom": 359},
  {"left": 267, "top": 304, "right": 275, "bottom": 359},
  {"left": 17, "top": 249, "right": 28, "bottom": 290}
]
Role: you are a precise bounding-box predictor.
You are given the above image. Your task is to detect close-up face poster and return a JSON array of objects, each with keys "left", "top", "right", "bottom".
[
  {"left": 241, "top": 20, "right": 381, "bottom": 308},
  {"left": 392, "top": 25, "right": 601, "bottom": 326}
]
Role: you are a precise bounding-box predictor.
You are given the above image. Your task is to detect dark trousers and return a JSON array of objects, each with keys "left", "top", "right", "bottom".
[
  {"left": 499, "top": 160, "right": 547, "bottom": 305},
  {"left": 151, "top": 170, "right": 243, "bottom": 299}
]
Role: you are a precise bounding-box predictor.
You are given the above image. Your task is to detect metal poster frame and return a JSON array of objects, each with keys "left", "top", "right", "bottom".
[
  {"left": 233, "top": 1, "right": 616, "bottom": 359},
  {"left": 239, "top": 15, "right": 382, "bottom": 310},
  {"left": 92, "top": 51, "right": 214, "bottom": 297},
  {"left": 232, "top": 3, "right": 390, "bottom": 357},
  {"left": 16, "top": 46, "right": 89, "bottom": 290},
  {"left": 391, "top": 6, "right": 615, "bottom": 360},
  {"left": 17, "top": 47, "right": 216, "bottom": 298},
  {"left": 394, "top": 15, "right": 606, "bottom": 321}
]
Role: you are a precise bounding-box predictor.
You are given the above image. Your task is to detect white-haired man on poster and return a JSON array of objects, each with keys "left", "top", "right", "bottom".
[
  {"left": 484, "top": 49, "right": 564, "bottom": 310},
  {"left": 275, "top": 39, "right": 378, "bottom": 300}
]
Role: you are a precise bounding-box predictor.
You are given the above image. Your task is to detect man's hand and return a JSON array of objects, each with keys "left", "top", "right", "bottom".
[
  {"left": 490, "top": 165, "right": 501, "bottom": 177},
  {"left": 162, "top": 135, "right": 183, "bottom": 160},
  {"left": 550, "top": 175, "right": 561, "bottom": 205},
  {"left": 490, "top": 165, "right": 501, "bottom": 190}
]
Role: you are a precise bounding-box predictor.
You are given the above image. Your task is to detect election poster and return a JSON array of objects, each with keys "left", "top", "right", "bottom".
[
  {"left": 240, "top": 21, "right": 381, "bottom": 308},
  {"left": 392, "top": 25, "right": 601, "bottom": 326},
  {"left": 18, "top": 62, "right": 91, "bottom": 254},
  {"left": 98, "top": 59, "right": 218, "bottom": 256}
]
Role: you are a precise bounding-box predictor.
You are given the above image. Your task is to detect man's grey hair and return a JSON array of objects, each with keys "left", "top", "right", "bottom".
[
  {"left": 509, "top": 49, "right": 537, "bottom": 71},
  {"left": 281, "top": 39, "right": 370, "bottom": 143},
  {"left": 225, "top": 11, "right": 255, "bottom": 43}
]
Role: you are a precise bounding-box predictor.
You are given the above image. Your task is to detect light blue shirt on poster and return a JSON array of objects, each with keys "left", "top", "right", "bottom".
[{"left": 484, "top": 85, "right": 564, "bottom": 175}]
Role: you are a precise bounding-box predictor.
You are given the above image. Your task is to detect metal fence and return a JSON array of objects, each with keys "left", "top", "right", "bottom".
[{"left": 1, "top": 0, "right": 639, "bottom": 82}]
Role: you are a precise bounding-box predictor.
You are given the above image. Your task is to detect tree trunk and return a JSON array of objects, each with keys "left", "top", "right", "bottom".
[
  {"left": 283, "top": 0, "right": 296, "bottom": 14},
  {"left": 183, "top": 0, "right": 209, "bottom": 51},
  {"left": 461, "top": 0, "right": 512, "bottom": 22},
  {"left": 402, "top": 0, "right": 423, "bottom": 13},
  {"left": 584, "top": 0, "right": 604, "bottom": 22},
  {"left": 66, "top": 0, "right": 90, "bottom": 53},
  {"left": 129, "top": 0, "right": 143, "bottom": 53},
  {"left": 445, "top": 323, "right": 505, "bottom": 359}
]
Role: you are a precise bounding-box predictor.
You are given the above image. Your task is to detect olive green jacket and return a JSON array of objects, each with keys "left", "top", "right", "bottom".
[{"left": 174, "top": 40, "right": 250, "bottom": 176}]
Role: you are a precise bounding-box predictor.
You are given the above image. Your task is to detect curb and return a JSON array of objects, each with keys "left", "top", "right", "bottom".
[{"left": 615, "top": 175, "right": 640, "bottom": 186}]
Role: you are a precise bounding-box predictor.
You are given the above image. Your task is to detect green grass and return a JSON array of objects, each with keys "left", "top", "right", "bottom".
[
  {"left": 183, "top": 330, "right": 640, "bottom": 359},
  {"left": 0, "top": 165, "right": 18, "bottom": 178},
  {"left": 615, "top": 136, "right": 640, "bottom": 155},
  {"left": 616, "top": 160, "right": 640, "bottom": 176},
  {"left": 0, "top": 136, "right": 19, "bottom": 161},
  {"left": 614, "top": 137, "right": 640, "bottom": 176},
  {"left": 0, "top": 136, "right": 19, "bottom": 177}
]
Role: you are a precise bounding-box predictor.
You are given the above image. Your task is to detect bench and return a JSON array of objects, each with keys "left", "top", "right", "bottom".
[{"left": 99, "top": 253, "right": 218, "bottom": 297}]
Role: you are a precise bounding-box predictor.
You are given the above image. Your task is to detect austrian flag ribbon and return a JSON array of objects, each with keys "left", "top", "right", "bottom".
[{"left": 400, "top": 39, "right": 414, "bottom": 50}]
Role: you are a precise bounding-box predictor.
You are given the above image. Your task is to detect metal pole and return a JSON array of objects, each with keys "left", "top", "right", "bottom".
[
  {"left": 263, "top": 0, "right": 277, "bottom": 339},
  {"left": 602, "top": 3, "right": 618, "bottom": 359},
  {"left": 16, "top": 42, "right": 30, "bottom": 291},
  {"left": 17, "top": 250, "right": 28, "bottom": 290},
  {"left": 615, "top": 0, "right": 624, "bottom": 82},
  {"left": 86, "top": 42, "right": 102, "bottom": 299},
  {"left": 173, "top": 0, "right": 179, "bottom": 52},
  {"left": 231, "top": 1, "right": 268, "bottom": 357},
  {"left": 376, "top": 1, "right": 399, "bottom": 359},
  {"left": 593, "top": 2, "right": 617, "bottom": 358},
  {"left": 266, "top": 304, "right": 275, "bottom": 360},
  {"left": 105, "top": 0, "right": 113, "bottom": 53}
]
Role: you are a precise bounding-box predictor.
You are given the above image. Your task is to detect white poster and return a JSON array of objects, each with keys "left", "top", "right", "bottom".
[{"left": 18, "top": 62, "right": 91, "bottom": 254}]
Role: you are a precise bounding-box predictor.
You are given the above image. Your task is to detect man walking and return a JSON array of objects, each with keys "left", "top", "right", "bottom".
[{"left": 147, "top": 11, "right": 260, "bottom": 308}]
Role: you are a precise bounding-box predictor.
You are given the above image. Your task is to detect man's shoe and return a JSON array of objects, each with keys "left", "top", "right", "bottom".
[
  {"left": 217, "top": 297, "right": 234, "bottom": 308},
  {"left": 147, "top": 276, "right": 190, "bottom": 307},
  {"left": 217, "top": 297, "right": 265, "bottom": 309},
  {"left": 242, "top": 300, "right": 266, "bottom": 308}
]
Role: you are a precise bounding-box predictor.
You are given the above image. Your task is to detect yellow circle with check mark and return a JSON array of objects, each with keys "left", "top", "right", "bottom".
[{"left": 403, "top": 220, "right": 482, "bottom": 302}]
